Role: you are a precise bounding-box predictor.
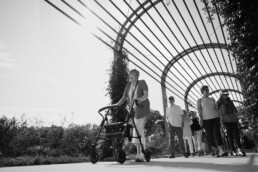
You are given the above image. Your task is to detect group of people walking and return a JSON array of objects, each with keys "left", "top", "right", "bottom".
[
  {"left": 166, "top": 85, "right": 245, "bottom": 158},
  {"left": 114, "top": 69, "right": 245, "bottom": 162}
]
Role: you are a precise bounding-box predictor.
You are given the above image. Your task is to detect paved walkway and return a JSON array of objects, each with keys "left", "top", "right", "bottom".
[{"left": 1, "top": 153, "right": 257, "bottom": 172}]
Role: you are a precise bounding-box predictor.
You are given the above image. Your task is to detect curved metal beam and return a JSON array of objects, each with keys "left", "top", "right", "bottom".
[
  {"left": 161, "top": 43, "right": 227, "bottom": 84},
  {"left": 232, "top": 100, "right": 243, "bottom": 105},
  {"left": 114, "top": 0, "right": 162, "bottom": 52},
  {"left": 184, "top": 72, "right": 241, "bottom": 112},
  {"left": 209, "top": 89, "right": 242, "bottom": 96}
]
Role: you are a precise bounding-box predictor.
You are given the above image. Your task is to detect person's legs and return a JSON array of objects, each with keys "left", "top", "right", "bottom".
[
  {"left": 195, "top": 130, "right": 204, "bottom": 155},
  {"left": 231, "top": 122, "right": 242, "bottom": 149},
  {"left": 213, "top": 118, "right": 227, "bottom": 156},
  {"left": 168, "top": 124, "right": 176, "bottom": 157},
  {"left": 203, "top": 119, "right": 217, "bottom": 154},
  {"left": 136, "top": 144, "right": 141, "bottom": 154},
  {"left": 225, "top": 122, "right": 236, "bottom": 151},
  {"left": 192, "top": 133, "right": 198, "bottom": 153},
  {"left": 186, "top": 136, "right": 194, "bottom": 154},
  {"left": 196, "top": 130, "right": 203, "bottom": 151},
  {"left": 175, "top": 127, "right": 187, "bottom": 157},
  {"left": 183, "top": 138, "right": 187, "bottom": 153},
  {"left": 132, "top": 117, "right": 146, "bottom": 161},
  {"left": 231, "top": 122, "right": 244, "bottom": 156}
]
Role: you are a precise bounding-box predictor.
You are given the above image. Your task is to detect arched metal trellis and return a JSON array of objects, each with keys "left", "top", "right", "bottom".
[{"left": 44, "top": 0, "right": 244, "bottom": 139}]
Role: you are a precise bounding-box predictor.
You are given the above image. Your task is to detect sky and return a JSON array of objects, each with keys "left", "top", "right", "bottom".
[
  {"left": 0, "top": 0, "right": 113, "bottom": 126},
  {"left": 0, "top": 0, "right": 166, "bottom": 126}
]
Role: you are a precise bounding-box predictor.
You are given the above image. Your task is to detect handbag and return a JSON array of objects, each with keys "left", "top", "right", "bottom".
[
  {"left": 221, "top": 113, "right": 238, "bottom": 122},
  {"left": 220, "top": 104, "right": 238, "bottom": 122}
]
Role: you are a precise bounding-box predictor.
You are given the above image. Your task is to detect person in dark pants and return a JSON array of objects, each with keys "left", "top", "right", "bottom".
[
  {"left": 217, "top": 90, "right": 245, "bottom": 156},
  {"left": 197, "top": 85, "right": 228, "bottom": 157},
  {"left": 166, "top": 96, "right": 188, "bottom": 158}
]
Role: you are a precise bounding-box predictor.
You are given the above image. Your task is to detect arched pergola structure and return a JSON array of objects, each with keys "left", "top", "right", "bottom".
[{"left": 45, "top": 0, "right": 244, "bottom": 139}]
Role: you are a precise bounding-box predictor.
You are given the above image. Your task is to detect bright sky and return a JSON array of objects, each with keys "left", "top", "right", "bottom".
[{"left": 0, "top": 0, "right": 166, "bottom": 126}]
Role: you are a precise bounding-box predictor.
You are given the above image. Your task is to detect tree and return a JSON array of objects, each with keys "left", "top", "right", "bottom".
[
  {"left": 99, "top": 50, "right": 130, "bottom": 159},
  {"left": 203, "top": 0, "right": 258, "bottom": 147},
  {"left": 145, "top": 110, "right": 165, "bottom": 138},
  {"left": 106, "top": 50, "right": 129, "bottom": 122}
]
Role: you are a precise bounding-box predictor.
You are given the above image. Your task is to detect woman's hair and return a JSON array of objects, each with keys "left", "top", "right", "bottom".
[
  {"left": 200, "top": 85, "right": 209, "bottom": 94},
  {"left": 129, "top": 69, "right": 140, "bottom": 77}
]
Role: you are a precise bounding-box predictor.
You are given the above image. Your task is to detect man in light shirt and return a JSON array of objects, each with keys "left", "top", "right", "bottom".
[{"left": 166, "top": 96, "right": 188, "bottom": 158}]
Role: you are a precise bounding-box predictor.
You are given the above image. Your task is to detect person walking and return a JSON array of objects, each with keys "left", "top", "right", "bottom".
[
  {"left": 189, "top": 111, "right": 204, "bottom": 156},
  {"left": 115, "top": 69, "right": 150, "bottom": 162},
  {"left": 166, "top": 96, "right": 188, "bottom": 158},
  {"left": 182, "top": 110, "right": 195, "bottom": 157},
  {"left": 197, "top": 85, "right": 228, "bottom": 157},
  {"left": 217, "top": 90, "right": 245, "bottom": 156}
]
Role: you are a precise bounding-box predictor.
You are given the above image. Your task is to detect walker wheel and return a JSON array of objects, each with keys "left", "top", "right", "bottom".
[
  {"left": 90, "top": 151, "right": 99, "bottom": 164},
  {"left": 116, "top": 151, "right": 126, "bottom": 164},
  {"left": 144, "top": 152, "right": 151, "bottom": 162}
]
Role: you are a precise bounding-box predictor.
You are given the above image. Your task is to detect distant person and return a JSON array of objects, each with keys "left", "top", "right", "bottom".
[
  {"left": 197, "top": 85, "right": 228, "bottom": 157},
  {"left": 182, "top": 110, "right": 195, "bottom": 157},
  {"left": 166, "top": 96, "right": 188, "bottom": 158},
  {"left": 217, "top": 90, "right": 245, "bottom": 156},
  {"left": 115, "top": 69, "right": 150, "bottom": 162},
  {"left": 189, "top": 111, "right": 204, "bottom": 156}
]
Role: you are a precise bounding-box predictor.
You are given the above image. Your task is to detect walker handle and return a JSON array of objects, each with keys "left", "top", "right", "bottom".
[
  {"left": 134, "top": 99, "right": 144, "bottom": 107},
  {"left": 98, "top": 104, "right": 120, "bottom": 113}
]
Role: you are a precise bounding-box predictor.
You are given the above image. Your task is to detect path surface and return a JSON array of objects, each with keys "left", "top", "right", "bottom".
[{"left": 1, "top": 153, "right": 257, "bottom": 172}]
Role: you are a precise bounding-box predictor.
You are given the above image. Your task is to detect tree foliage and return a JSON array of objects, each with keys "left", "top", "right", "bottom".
[
  {"left": 0, "top": 116, "right": 99, "bottom": 157},
  {"left": 145, "top": 110, "right": 165, "bottom": 138},
  {"left": 203, "top": 0, "right": 258, "bottom": 134},
  {"left": 106, "top": 50, "right": 129, "bottom": 122},
  {"left": 107, "top": 50, "right": 129, "bottom": 105}
]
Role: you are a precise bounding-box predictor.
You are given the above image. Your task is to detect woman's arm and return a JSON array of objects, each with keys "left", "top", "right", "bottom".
[
  {"left": 214, "top": 98, "right": 219, "bottom": 114},
  {"left": 137, "top": 80, "right": 148, "bottom": 102},
  {"left": 137, "top": 90, "right": 148, "bottom": 102},
  {"left": 115, "top": 96, "right": 127, "bottom": 106},
  {"left": 197, "top": 98, "right": 203, "bottom": 126},
  {"left": 197, "top": 99, "right": 202, "bottom": 119}
]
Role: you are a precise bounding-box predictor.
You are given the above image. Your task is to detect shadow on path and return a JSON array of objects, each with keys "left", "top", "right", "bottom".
[{"left": 120, "top": 154, "right": 257, "bottom": 172}]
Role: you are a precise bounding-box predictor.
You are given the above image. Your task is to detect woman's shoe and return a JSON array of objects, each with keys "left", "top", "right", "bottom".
[
  {"left": 220, "top": 152, "right": 228, "bottom": 157},
  {"left": 200, "top": 150, "right": 205, "bottom": 156},
  {"left": 198, "top": 150, "right": 203, "bottom": 156},
  {"left": 237, "top": 148, "right": 245, "bottom": 156},
  {"left": 232, "top": 150, "right": 238, "bottom": 156},
  {"left": 216, "top": 154, "right": 220, "bottom": 157},
  {"left": 169, "top": 154, "right": 175, "bottom": 158},
  {"left": 135, "top": 154, "right": 144, "bottom": 162}
]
